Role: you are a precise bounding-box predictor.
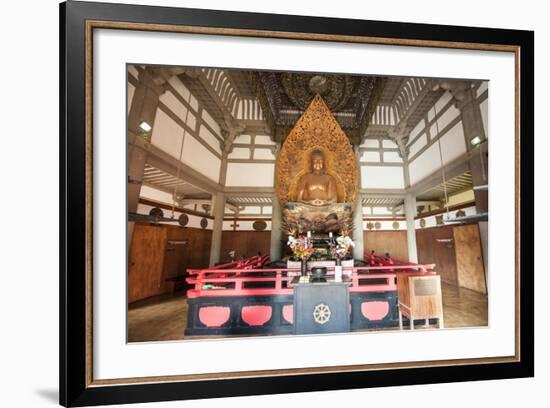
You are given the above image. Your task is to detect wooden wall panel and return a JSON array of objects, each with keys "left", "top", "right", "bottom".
[
  {"left": 128, "top": 224, "right": 167, "bottom": 303},
  {"left": 165, "top": 226, "right": 212, "bottom": 277},
  {"left": 128, "top": 224, "right": 212, "bottom": 304},
  {"left": 453, "top": 224, "right": 487, "bottom": 294},
  {"left": 364, "top": 231, "right": 409, "bottom": 261},
  {"left": 220, "top": 231, "right": 271, "bottom": 263},
  {"left": 416, "top": 226, "right": 458, "bottom": 286}
]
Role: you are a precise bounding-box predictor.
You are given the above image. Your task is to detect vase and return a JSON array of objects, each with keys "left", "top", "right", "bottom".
[
  {"left": 334, "top": 265, "right": 343, "bottom": 282},
  {"left": 300, "top": 258, "right": 308, "bottom": 277}
]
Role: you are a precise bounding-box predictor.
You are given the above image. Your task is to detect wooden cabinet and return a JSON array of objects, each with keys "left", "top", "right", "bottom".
[{"left": 397, "top": 273, "right": 444, "bottom": 330}]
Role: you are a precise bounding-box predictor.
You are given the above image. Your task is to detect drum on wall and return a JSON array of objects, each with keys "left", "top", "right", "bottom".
[
  {"left": 149, "top": 207, "right": 164, "bottom": 221},
  {"left": 178, "top": 213, "right": 189, "bottom": 227},
  {"left": 252, "top": 221, "right": 267, "bottom": 231}
]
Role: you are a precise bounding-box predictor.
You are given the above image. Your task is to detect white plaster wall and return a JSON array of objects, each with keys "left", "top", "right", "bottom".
[
  {"left": 409, "top": 143, "right": 440, "bottom": 185},
  {"left": 361, "top": 166, "right": 405, "bottom": 189},
  {"left": 159, "top": 90, "right": 188, "bottom": 120},
  {"left": 139, "top": 184, "right": 174, "bottom": 203},
  {"left": 408, "top": 133, "right": 426, "bottom": 157},
  {"left": 225, "top": 163, "right": 275, "bottom": 187},
  {"left": 440, "top": 121, "right": 467, "bottom": 162},
  {"left": 168, "top": 76, "right": 191, "bottom": 102},
  {"left": 201, "top": 108, "right": 221, "bottom": 136},
  {"left": 480, "top": 98, "right": 489, "bottom": 138},
  {"left": 437, "top": 91, "right": 453, "bottom": 110},
  {"left": 127, "top": 83, "right": 135, "bottom": 115},
  {"left": 181, "top": 132, "right": 221, "bottom": 182},
  {"left": 415, "top": 205, "right": 477, "bottom": 229},
  {"left": 253, "top": 148, "right": 275, "bottom": 160},
  {"left": 228, "top": 147, "right": 250, "bottom": 159},
  {"left": 255, "top": 135, "right": 276, "bottom": 145},
  {"left": 234, "top": 134, "right": 251, "bottom": 144},
  {"left": 435, "top": 103, "right": 460, "bottom": 130},
  {"left": 409, "top": 118, "right": 425, "bottom": 141},
  {"left": 240, "top": 206, "right": 262, "bottom": 214},
  {"left": 408, "top": 120, "right": 465, "bottom": 185},
  {"left": 363, "top": 219, "right": 407, "bottom": 231},
  {"left": 361, "top": 139, "right": 379, "bottom": 148},
  {"left": 222, "top": 220, "right": 272, "bottom": 231},
  {"left": 150, "top": 108, "right": 184, "bottom": 159},
  {"left": 199, "top": 124, "right": 222, "bottom": 154},
  {"left": 360, "top": 151, "right": 381, "bottom": 162},
  {"left": 128, "top": 64, "right": 139, "bottom": 79},
  {"left": 384, "top": 151, "right": 403, "bottom": 163},
  {"left": 477, "top": 81, "right": 489, "bottom": 98}
]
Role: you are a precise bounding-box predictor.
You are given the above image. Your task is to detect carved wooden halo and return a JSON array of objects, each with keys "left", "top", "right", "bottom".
[{"left": 276, "top": 94, "right": 358, "bottom": 206}]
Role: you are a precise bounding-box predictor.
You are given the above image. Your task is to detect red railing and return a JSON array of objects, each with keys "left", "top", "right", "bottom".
[
  {"left": 186, "top": 263, "right": 435, "bottom": 298},
  {"left": 194, "top": 254, "right": 271, "bottom": 273}
]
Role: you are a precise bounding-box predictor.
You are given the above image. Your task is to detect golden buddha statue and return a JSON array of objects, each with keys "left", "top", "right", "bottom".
[{"left": 295, "top": 150, "right": 339, "bottom": 206}]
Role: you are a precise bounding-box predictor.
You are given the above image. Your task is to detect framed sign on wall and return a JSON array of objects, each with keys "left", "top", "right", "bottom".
[{"left": 60, "top": 0, "right": 534, "bottom": 406}]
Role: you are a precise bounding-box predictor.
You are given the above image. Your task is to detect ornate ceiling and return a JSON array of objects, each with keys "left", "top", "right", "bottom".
[
  {"left": 250, "top": 71, "right": 384, "bottom": 144},
  {"left": 175, "top": 66, "right": 444, "bottom": 148}
]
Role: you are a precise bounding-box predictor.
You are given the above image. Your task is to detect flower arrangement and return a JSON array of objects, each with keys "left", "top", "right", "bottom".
[
  {"left": 330, "top": 230, "right": 355, "bottom": 260},
  {"left": 287, "top": 230, "right": 314, "bottom": 260}
]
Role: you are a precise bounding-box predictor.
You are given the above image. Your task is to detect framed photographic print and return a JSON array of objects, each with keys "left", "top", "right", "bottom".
[{"left": 60, "top": 0, "right": 534, "bottom": 406}]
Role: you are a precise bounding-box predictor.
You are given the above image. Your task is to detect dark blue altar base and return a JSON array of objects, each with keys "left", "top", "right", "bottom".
[{"left": 184, "top": 291, "right": 435, "bottom": 336}]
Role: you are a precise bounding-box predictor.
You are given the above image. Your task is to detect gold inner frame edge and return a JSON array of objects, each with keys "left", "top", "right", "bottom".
[{"left": 83, "top": 19, "right": 522, "bottom": 388}]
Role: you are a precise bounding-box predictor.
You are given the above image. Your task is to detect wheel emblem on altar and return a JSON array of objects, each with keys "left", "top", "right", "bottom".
[{"left": 313, "top": 303, "right": 331, "bottom": 324}]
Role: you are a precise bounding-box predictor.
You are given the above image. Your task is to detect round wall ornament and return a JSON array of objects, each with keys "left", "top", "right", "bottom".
[
  {"left": 178, "top": 213, "right": 189, "bottom": 227},
  {"left": 252, "top": 220, "right": 267, "bottom": 231}
]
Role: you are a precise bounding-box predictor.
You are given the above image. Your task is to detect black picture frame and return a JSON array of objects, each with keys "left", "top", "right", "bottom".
[{"left": 60, "top": 0, "right": 534, "bottom": 406}]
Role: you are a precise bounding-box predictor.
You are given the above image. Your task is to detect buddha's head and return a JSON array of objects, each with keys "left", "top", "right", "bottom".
[{"left": 310, "top": 150, "right": 326, "bottom": 174}]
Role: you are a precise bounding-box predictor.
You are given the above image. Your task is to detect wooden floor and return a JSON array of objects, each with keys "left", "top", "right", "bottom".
[{"left": 127, "top": 283, "right": 488, "bottom": 343}]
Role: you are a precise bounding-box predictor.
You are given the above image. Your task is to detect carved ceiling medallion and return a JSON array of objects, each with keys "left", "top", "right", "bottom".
[{"left": 281, "top": 73, "right": 354, "bottom": 111}]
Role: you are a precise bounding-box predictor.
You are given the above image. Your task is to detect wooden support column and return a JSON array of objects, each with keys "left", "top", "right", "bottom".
[
  {"left": 127, "top": 68, "right": 166, "bottom": 250},
  {"left": 270, "top": 192, "right": 282, "bottom": 261},
  {"left": 433, "top": 81, "right": 488, "bottom": 213},
  {"left": 209, "top": 191, "right": 226, "bottom": 267},
  {"left": 433, "top": 81, "right": 489, "bottom": 275},
  {"left": 352, "top": 147, "right": 364, "bottom": 261},
  {"left": 456, "top": 86, "right": 488, "bottom": 214},
  {"left": 404, "top": 193, "right": 418, "bottom": 263},
  {"left": 269, "top": 142, "right": 282, "bottom": 261}
]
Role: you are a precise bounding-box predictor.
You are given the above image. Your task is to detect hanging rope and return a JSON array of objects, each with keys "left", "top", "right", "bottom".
[
  {"left": 479, "top": 141, "right": 487, "bottom": 182},
  {"left": 432, "top": 104, "right": 450, "bottom": 218},
  {"left": 171, "top": 104, "right": 191, "bottom": 219}
]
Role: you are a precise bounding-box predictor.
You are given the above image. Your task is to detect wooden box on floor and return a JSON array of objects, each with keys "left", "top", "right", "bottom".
[{"left": 397, "top": 273, "right": 444, "bottom": 330}]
